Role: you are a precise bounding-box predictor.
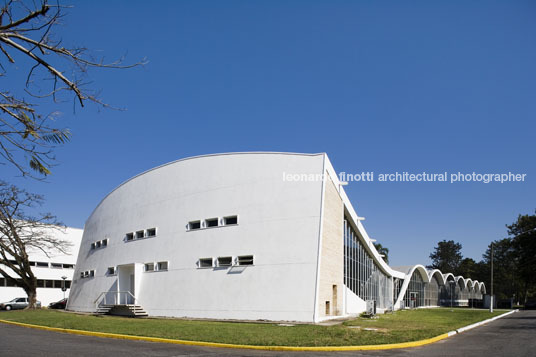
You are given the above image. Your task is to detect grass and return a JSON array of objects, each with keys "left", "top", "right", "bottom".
[{"left": 0, "top": 308, "right": 508, "bottom": 346}]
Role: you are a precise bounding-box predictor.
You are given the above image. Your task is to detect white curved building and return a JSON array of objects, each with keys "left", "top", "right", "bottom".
[{"left": 67, "top": 152, "right": 484, "bottom": 322}]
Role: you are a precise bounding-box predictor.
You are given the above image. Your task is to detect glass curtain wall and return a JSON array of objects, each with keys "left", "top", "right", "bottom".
[
  {"left": 403, "top": 270, "right": 425, "bottom": 308},
  {"left": 424, "top": 275, "right": 441, "bottom": 306},
  {"left": 344, "top": 218, "right": 392, "bottom": 309}
]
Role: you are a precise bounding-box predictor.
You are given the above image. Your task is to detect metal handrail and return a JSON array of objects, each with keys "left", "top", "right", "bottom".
[{"left": 94, "top": 291, "right": 139, "bottom": 310}]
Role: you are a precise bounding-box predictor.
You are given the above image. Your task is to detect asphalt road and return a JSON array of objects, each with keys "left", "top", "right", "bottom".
[{"left": 0, "top": 310, "right": 534, "bottom": 357}]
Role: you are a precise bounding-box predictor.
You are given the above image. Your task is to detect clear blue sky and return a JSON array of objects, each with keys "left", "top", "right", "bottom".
[{"left": 4, "top": 0, "right": 535, "bottom": 267}]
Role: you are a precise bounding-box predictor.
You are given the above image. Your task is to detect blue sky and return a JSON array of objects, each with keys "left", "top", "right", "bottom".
[{"left": 4, "top": 0, "right": 535, "bottom": 266}]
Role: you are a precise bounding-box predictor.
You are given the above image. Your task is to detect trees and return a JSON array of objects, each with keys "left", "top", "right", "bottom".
[
  {"left": 373, "top": 242, "right": 389, "bottom": 264},
  {"left": 507, "top": 211, "right": 536, "bottom": 302},
  {"left": 0, "top": 0, "right": 144, "bottom": 176},
  {"left": 0, "top": 181, "right": 71, "bottom": 308},
  {"left": 427, "top": 212, "right": 536, "bottom": 303},
  {"left": 428, "top": 240, "right": 463, "bottom": 274},
  {"left": 0, "top": 1, "right": 142, "bottom": 308}
]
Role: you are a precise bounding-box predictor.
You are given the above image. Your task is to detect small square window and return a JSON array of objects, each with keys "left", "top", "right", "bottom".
[
  {"left": 80, "top": 272, "right": 85, "bottom": 278},
  {"left": 96, "top": 241, "right": 101, "bottom": 248},
  {"left": 136, "top": 230, "right": 145, "bottom": 239},
  {"left": 145, "top": 263, "right": 155, "bottom": 272},
  {"left": 157, "top": 261, "right": 168, "bottom": 271},
  {"left": 146, "top": 228, "right": 157, "bottom": 237},
  {"left": 107, "top": 267, "right": 116, "bottom": 275},
  {"left": 37, "top": 279, "right": 45, "bottom": 288},
  {"left": 188, "top": 221, "right": 201, "bottom": 230},
  {"left": 89, "top": 270, "right": 95, "bottom": 277},
  {"left": 65, "top": 281, "right": 71, "bottom": 288},
  {"left": 199, "top": 258, "right": 213, "bottom": 268},
  {"left": 205, "top": 218, "right": 219, "bottom": 228},
  {"left": 90, "top": 242, "right": 96, "bottom": 250},
  {"left": 29, "top": 261, "right": 36, "bottom": 266},
  {"left": 217, "top": 256, "right": 233, "bottom": 267},
  {"left": 45, "top": 280, "right": 53, "bottom": 288},
  {"left": 126, "top": 232, "right": 134, "bottom": 241},
  {"left": 237, "top": 255, "right": 254, "bottom": 266},
  {"left": 102, "top": 239, "right": 108, "bottom": 247},
  {"left": 224, "top": 216, "right": 238, "bottom": 225}
]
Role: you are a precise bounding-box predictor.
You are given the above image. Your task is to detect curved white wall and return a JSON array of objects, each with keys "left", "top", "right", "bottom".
[{"left": 68, "top": 153, "right": 326, "bottom": 322}]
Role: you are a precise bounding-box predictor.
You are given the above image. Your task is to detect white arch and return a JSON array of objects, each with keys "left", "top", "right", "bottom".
[
  {"left": 393, "top": 264, "right": 431, "bottom": 309},
  {"left": 455, "top": 276, "right": 466, "bottom": 290},
  {"left": 428, "top": 269, "right": 446, "bottom": 285}
]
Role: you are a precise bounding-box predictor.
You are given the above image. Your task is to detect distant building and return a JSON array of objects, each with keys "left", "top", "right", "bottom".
[
  {"left": 67, "top": 152, "right": 484, "bottom": 322},
  {"left": 0, "top": 227, "right": 83, "bottom": 306}
]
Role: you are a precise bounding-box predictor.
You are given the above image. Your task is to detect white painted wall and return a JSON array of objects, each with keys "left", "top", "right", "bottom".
[
  {"left": 344, "top": 286, "right": 366, "bottom": 314},
  {"left": 68, "top": 153, "right": 325, "bottom": 322}
]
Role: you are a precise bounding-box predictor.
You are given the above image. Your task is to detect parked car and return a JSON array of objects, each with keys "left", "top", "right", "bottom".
[
  {"left": 0, "top": 297, "right": 41, "bottom": 310},
  {"left": 48, "top": 298, "right": 68, "bottom": 309},
  {"left": 524, "top": 300, "right": 536, "bottom": 310}
]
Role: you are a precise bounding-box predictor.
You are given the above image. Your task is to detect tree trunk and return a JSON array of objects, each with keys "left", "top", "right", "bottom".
[{"left": 25, "top": 287, "right": 38, "bottom": 309}]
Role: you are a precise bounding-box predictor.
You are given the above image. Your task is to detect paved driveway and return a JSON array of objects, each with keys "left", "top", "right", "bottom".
[{"left": 0, "top": 310, "right": 534, "bottom": 356}]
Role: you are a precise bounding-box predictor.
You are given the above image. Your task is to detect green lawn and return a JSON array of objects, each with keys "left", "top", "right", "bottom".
[{"left": 0, "top": 308, "right": 507, "bottom": 346}]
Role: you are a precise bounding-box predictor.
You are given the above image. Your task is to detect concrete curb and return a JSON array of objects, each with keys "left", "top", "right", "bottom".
[
  {"left": 0, "top": 310, "right": 517, "bottom": 352},
  {"left": 451, "top": 309, "right": 517, "bottom": 335}
]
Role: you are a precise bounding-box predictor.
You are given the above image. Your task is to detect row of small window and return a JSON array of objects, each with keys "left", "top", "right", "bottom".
[
  {"left": 144, "top": 261, "right": 168, "bottom": 272},
  {"left": 80, "top": 270, "right": 95, "bottom": 278},
  {"left": 126, "top": 228, "right": 157, "bottom": 241},
  {"left": 0, "top": 277, "right": 71, "bottom": 289},
  {"left": 90, "top": 239, "right": 109, "bottom": 250},
  {"left": 198, "top": 255, "right": 254, "bottom": 268},
  {"left": 5, "top": 259, "right": 74, "bottom": 269},
  {"left": 188, "top": 215, "right": 238, "bottom": 231}
]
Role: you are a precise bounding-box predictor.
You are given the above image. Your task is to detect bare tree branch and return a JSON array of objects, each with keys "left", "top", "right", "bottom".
[{"left": 0, "top": 0, "right": 146, "bottom": 177}]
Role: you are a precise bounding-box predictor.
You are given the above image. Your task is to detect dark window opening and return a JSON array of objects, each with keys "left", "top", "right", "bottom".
[
  {"left": 189, "top": 221, "right": 201, "bottom": 230},
  {"left": 136, "top": 230, "right": 145, "bottom": 239},
  {"left": 107, "top": 267, "right": 116, "bottom": 275},
  {"left": 36, "top": 262, "right": 48, "bottom": 267},
  {"left": 205, "top": 218, "right": 219, "bottom": 228},
  {"left": 199, "top": 258, "right": 213, "bottom": 268},
  {"left": 146, "top": 228, "right": 156, "bottom": 237},
  {"left": 237, "top": 255, "right": 254, "bottom": 266},
  {"left": 126, "top": 233, "right": 134, "bottom": 241},
  {"left": 224, "top": 216, "right": 238, "bottom": 225},
  {"left": 45, "top": 280, "right": 53, "bottom": 288},
  {"left": 217, "top": 256, "right": 232, "bottom": 267},
  {"left": 102, "top": 239, "right": 108, "bottom": 247}
]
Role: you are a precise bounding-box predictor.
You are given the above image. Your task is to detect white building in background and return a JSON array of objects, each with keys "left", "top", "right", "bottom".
[
  {"left": 67, "top": 152, "right": 484, "bottom": 322},
  {"left": 0, "top": 227, "right": 83, "bottom": 306}
]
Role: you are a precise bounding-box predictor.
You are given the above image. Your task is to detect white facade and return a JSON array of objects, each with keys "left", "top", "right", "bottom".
[
  {"left": 67, "top": 152, "right": 484, "bottom": 322},
  {"left": 0, "top": 227, "right": 83, "bottom": 306}
]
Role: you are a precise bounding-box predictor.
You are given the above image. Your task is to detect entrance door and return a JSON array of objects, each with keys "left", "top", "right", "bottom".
[
  {"left": 129, "top": 274, "right": 135, "bottom": 304},
  {"left": 117, "top": 264, "right": 135, "bottom": 305},
  {"left": 410, "top": 292, "right": 418, "bottom": 308}
]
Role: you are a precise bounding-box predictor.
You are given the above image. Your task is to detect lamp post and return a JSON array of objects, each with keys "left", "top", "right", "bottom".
[
  {"left": 61, "top": 276, "right": 67, "bottom": 300},
  {"left": 490, "top": 243, "right": 494, "bottom": 313},
  {"left": 449, "top": 281, "right": 455, "bottom": 308}
]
